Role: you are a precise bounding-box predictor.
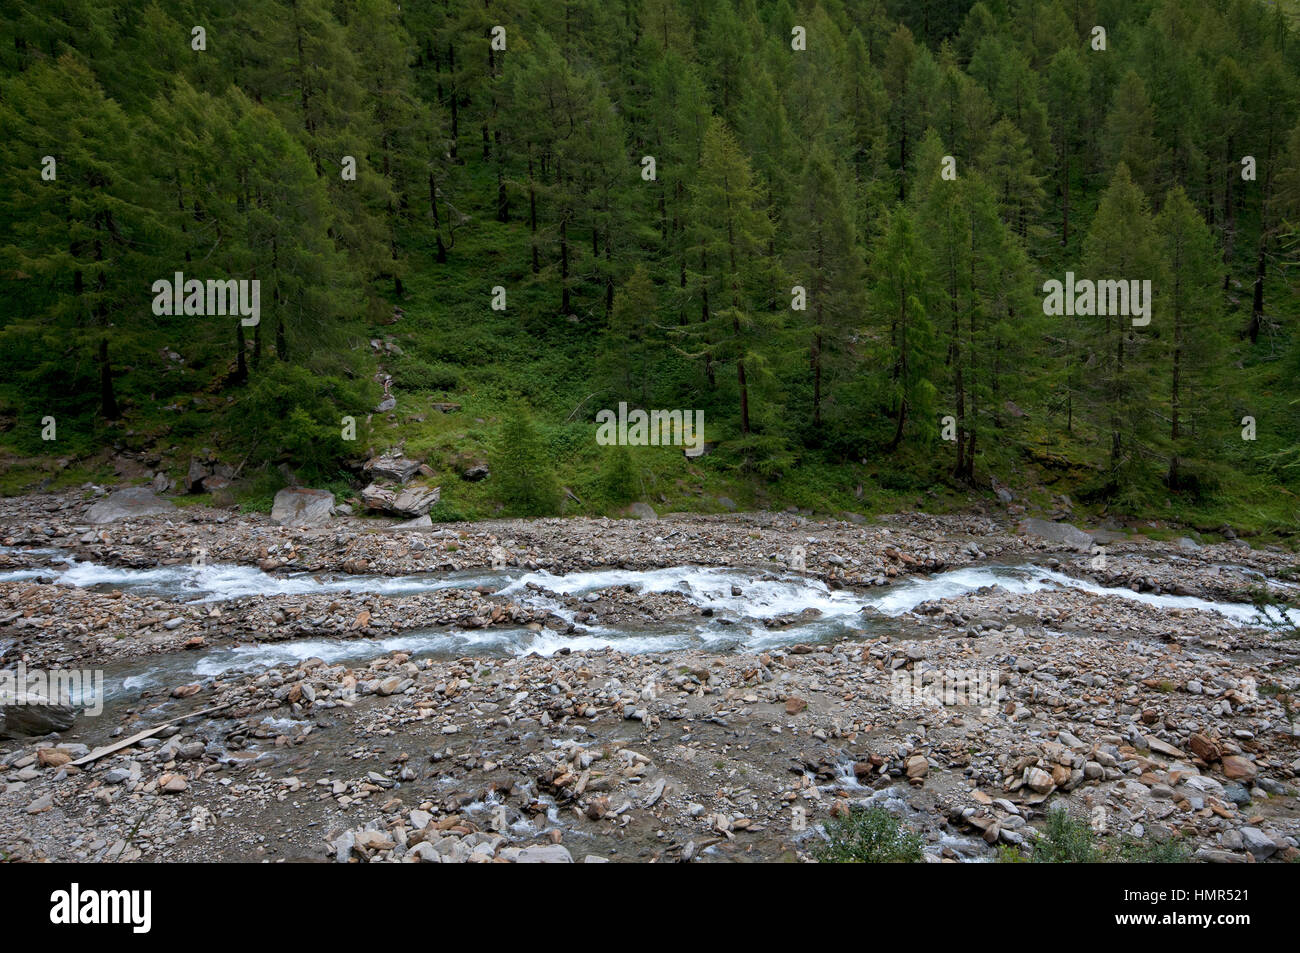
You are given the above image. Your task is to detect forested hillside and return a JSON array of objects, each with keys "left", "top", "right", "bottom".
[{"left": 2, "top": 0, "right": 1299, "bottom": 537}]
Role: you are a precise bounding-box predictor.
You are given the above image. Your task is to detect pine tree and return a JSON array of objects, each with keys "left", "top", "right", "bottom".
[
  {"left": 597, "top": 265, "right": 658, "bottom": 405},
  {"left": 1080, "top": 164, "right": 1165, "bottom": 490},
  {"left": 787, "top": 145, "right": 863, "bottom": 433},
  {"left": 493, "top": 406, "right": 561, "bottom": 516},
  {"left": 868, "top": 207, "right": 937, "bottom": 450},
  {"left": 1155, "top": 187, "right": 1222, "bottom": 490},
  {"left": 1102, "top": 71, "right": 1167, "bottom": 199},
  {"left": 680, "top": 118, "right": 775, "bottom": 436}
]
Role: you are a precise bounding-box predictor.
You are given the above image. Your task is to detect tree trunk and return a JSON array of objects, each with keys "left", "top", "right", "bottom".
[{"left": 99, "top": 338, "right": 119, "bottom": 420}]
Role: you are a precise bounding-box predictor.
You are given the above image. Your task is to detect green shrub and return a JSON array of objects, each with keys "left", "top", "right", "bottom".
[
  {"left": 1114, "top": 834, "right": 1191, "bottom": 863},
  {"left": 813, "top": 807, "right": 924, "bottom": 863},
  {"left": 1031, "top": 807, "right": 1100, "bottom": 863},
  {"left": 389, "top": 354, "right": 460, "bottom": 392},
  {"left": 600, "top": 445, "right": 639, "bottom": 505},
  {"left": 491, "top": 406, "right": 561, "bottom": 516},
  {"left": 229, "top": 364, "right": 371, "bottom": 481}
]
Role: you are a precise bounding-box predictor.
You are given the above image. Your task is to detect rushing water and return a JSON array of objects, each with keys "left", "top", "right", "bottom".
[{"left": 2, "top": 550, "right": 1291, "bottom": 698}]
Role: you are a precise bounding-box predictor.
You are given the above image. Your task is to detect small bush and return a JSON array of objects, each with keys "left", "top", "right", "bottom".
[
  {"left": 1031, "top": 807, "right": 1100, "bottom": 863},
  {"left": 389, "top": 354, "right": 460, "bottom": 392},
  {"left": 491, "top": 406, "right": 561, "bottom": 516},
  {"left": 813, "top": 807, "right": 924, "bottom": 863},
  {"left": 1114, "top": 834, "right": 1191, "bottom": 863},
  {"left": 600, "top": 445, "right": 639, "bottom": 505}
]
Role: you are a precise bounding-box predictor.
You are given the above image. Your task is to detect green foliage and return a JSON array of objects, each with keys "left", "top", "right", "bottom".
[
  {"left": 0, "top": 0, "right": 1298, "bottom": 529},
  {"left": 813, "top": 807, "right": 925, "bottom": 864},
  {"left": 600, "top": 445, "right": 640, "bottom": 506},
  {"left": 491, "top": 406, "right": 561, "bottom": 517},
  {"left": 234, "top": 364, "right": 371, "bottom": 482},
  {"left": 388, "top": 354, "right": 461, "bottom": 393},
  {"left": 1030, "top": 807, "right": 1100, "bottom": 863},
  {"left": 1114, "top": 834, "right": 1192, "bottom": 864}
]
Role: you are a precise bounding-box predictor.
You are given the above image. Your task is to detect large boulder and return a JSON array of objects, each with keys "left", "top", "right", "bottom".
[
  {"left": 185, "top": 457, "right": 210, "bottom": 493},
  {"left": 364, "top": 451, "right": 421, "bottom": 485},
  {"left": 0, "top": 691, "right": 76, "bottom": 738},
  {"left": 271, "top": 487, "right": 336, "bottom": 527},
  {"left": 623, "top": 502, "right": 657, "bottom": 520},
  {"left": 361, "top": 482, "right": 440, "bottom": 518},
  {"left": 1017, "top": 517, "right": 1094, "bottom": 553},
  {"left": 85, "top": 487, "right": 177, "bottom": 524}
]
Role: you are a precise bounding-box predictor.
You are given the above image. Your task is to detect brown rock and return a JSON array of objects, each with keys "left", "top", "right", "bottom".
[
  {"left": 37, "top": 748, "right": 72, "bottom": 768},
  {"left": 1188, "top": 733, "right": 1221, "bottom": 763},
  {"left": 1221, "top": 755, "right": 1257, "bottom": 781},
  {"left": 785, "top": 697, "right": 807, "bottom": 715}
]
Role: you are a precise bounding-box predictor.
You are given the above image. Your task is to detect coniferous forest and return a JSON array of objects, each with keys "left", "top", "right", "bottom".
[
  {"left": 2, "top": 0, "right": 1299, "bottom": 533},
  {"left": 9, "top": 1, "right": 1300, "bottom": 881}
]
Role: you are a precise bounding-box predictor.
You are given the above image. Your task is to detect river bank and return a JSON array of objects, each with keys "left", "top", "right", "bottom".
[{"left": 0, "top": 491, "right": 1297, "bottom": 863}]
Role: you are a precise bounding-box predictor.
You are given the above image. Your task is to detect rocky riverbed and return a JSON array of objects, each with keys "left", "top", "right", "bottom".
[{"left": 0, "top": 489, "right": 1297, "bottom": 863}]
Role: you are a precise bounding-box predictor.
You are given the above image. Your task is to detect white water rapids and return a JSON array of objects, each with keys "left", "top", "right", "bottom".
[{"left": 1, "top": 551, "right": 1292, "bottom": 699}]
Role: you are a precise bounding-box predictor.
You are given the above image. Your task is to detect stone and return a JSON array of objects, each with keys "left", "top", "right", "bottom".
[
  {"left": 785, "top": 696, "right": 807, "bottom": 715},
  {"left": 1238, "top": 827, "right": 1276, "bottom": 860},
  {"left": 1017, "top": 518, "right": 1094, "bottom": 552},
  {"left": 85, "top": 487, "right": 177, "bottom": 524},
  {"left": 354, "top": 830, "right": 395, "bottom": 852},
  {"left": 365, "top": 452, "right": 421, "bottom": 485},
  {"left": 1188, "top": 733, "right": 1220, "bottom": 762},
  {"left": 1221, "top": 755, "right": 1257, "bottom": 781},
  {"left": 1025, "top": 767, "right": 1055, "bottom": 793},
  {"left": 1147, "top": 737, "right": 1187, "bottom": 759},
  {"left": 158, "top": 773, "right": 188, "bottom": 793},
  {"left": 185, "top": 457, "right": 211, "bottom": 493},
  {"left": 0, "top": 692, "right": 76, "bottom": 737},
  {"left": 362, "top": 482, "right": 441, "bottom": 518},
  {"left": 500, "top": 844, "right": 573, "bottom": 863},
  {"left": 271, "top": 487, "right": 336, "bottom": 527},
  {"left": 905, "top": 755, "right": 929, "bottom": 780},
  {"left": 1221, "top": 783, "right": 1251, "bottom": 807},
  {"left": 392, "top": 515, "right": 434, "bottom": 531},
  {"left": 25, "top": 793, "right": 52, "bottom": 814},
  {"left": 624, "top": 502, "right": 657, "bottom": 520},
  {"left": 1192, "top": 848, "right": 1248, "bottom": 863}
]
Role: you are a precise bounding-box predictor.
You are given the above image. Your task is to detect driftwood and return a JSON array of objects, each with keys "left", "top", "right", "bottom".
[{"left": 69, "top": 702, "right": 234, "bottom": 767}]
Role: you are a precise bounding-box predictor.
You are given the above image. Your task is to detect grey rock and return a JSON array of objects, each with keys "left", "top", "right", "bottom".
[
  {"left": 499, "top": 844, "right": 573, "bottom": 863},
  {"left": 1222, "top": 782, "right": 1251, "bottom": 807},
  {"left": 392, "top": 515, "right": 434, "bottom": 532},
  {"left": 1239, "top": 827, "right": 1277, "bottom": 860},
  {"left": 362, "top": 482, "right": 441, "bottom": 518},
  {"left": 1017, "top": 518, "right": 1094, "bottom": 552},
  {"left": 271, "top": 487, "right": 336, "bottom": 527},
  {"left": 365, "top": 452, "right": 421, "bottom": 485},
  {"left": 85, "top": 487, "right": 177, "bottom": 524},
  {"left": 0, "top": 691, "right": 76, "bottom": 738}
]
